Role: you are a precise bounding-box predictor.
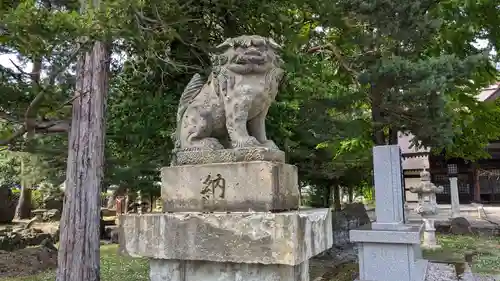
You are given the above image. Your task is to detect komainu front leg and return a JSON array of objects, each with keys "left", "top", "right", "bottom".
[
  {"left": 225, "top": 96, "right": 260, "bottom": 148},
  {"left": 180, "top": 109, "right": 224, "bottom": 150},
  {"left": 247, "top": 109, "right": 279, "bottom": 150}
]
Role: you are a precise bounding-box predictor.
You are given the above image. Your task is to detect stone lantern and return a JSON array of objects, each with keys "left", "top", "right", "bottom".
[{"left": 409, "top": 169, "right": 443, "bottom": 249}]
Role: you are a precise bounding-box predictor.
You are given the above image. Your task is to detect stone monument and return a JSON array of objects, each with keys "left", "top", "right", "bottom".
[
  {"left": 409, "top": 169, "right": 443, "bottom": 249},
  {"left": 350, "top": 145, "right": 428, "bottom": 281},
  {"left": 449, "top": 175, "right": 461, "bottom": 218},
  {"left": 119, "top": 35, "right": 333, "bottom": 281}
]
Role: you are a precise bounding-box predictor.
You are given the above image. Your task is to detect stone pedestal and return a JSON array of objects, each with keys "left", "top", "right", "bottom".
[
  {"left": 120, "top": 149, "right": 332, "bottom": 281},
  {"left": 409, "top": 170, "right": 442, "bottom": 250},
  {"left": 149, "top": 259, "right": 309, "bottom": 281},
  {"left": 422, "top": 218, "right": 440, "bottom": 249},
  {"left": 171, "top": 147, "right": 285, "bottom": 166},
  {"left": 119, "top": 210, "right": 332, "bottom": 264},
  {"left": 350, "top": 146, "right": 428, "bottom": 281},
  {"left": 120, "top": 209, "right": 333, "bottom": 281}
]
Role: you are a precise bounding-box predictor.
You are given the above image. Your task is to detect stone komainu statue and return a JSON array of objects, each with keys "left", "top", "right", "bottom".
[{"left": 172, "top": 35, "right": 285, "bottom": 151}]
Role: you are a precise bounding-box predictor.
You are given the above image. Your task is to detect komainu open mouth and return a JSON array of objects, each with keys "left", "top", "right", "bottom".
[{"left": 235, "top": 54, "right": 265, "bottom": 65}]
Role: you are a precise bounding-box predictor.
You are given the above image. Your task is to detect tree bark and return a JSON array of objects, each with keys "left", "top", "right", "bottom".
[
  {"left": 347, "top": 186, "right": 354, "bottom": 203},
  {"left": 14, "top": 56, "right": 42, "bottom": 220},
  {"left": 56, "top": 39, "right": 110, "bottom": 281},
  {"left": 324, "top": 186, "right": 331, "bottom": 208},
  {"left": 332, "top": 185, "right": 342, "bottom": 211},
  {"left": 388, "top": 128, "right": 398, "bottom": 145},
  {"left": 370, "top": 87, "right": 386, "bottom": 145},
  {"left": 14, "top": 157, "right": 32, "bottom": 219}
]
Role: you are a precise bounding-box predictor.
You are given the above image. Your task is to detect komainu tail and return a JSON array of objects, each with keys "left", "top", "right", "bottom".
[{"left": 172, "top": 73, "right": 205, "bottom": 149}]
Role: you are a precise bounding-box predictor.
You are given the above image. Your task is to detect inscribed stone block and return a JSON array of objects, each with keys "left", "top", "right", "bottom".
[{"left": 161, "top": 161, "right": 299, "bottom": 212}]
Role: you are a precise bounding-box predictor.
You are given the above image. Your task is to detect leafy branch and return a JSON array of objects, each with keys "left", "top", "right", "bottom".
[{"left": 0, "top": 42, "right": 90, "bottom": 147}]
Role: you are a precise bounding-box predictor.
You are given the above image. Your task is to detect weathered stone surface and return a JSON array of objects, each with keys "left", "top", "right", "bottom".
[
  {"left": 161, "top": 161, "right": 299, "bottom": 212},
  {"left": 42, "top": 209, "right": 61, "bottom": 221},
  {"left": 171, "top": 35, "right": 285, "bottom": 152},
  {"left": 171, "top": 147, "right": 285, "bottom": 166},
  {"left": 149, "top": 259, "right": 309, "bottom": 281},
  {"left": 450, "top": 217, "right": 472, "bottom": 235},
  {"left": 119, "top": 208, "right": 333, "bottom": 266},
  {"left": 0, "top": 228, "right": 52, "bottom": 251}
]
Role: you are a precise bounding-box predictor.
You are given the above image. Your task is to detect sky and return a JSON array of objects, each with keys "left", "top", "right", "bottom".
[{"left": 0, "top": 53, "right": 32, "bottom": 72}]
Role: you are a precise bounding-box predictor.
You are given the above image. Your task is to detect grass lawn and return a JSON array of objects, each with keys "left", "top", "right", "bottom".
[
  {"left": 4, "top": 245, "right": 149, "bottom": 281},
  {"left": 4, "top": 234, "right": 500, "bottom": 280},
  {"left": 423, "top": 234, "right": 500, "bottom": 275}
]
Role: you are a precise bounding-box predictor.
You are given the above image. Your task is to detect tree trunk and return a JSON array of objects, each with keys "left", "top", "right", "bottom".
[
  {"left": 347, "top": 186, "right": 354, "bottom": 203},
  {"left": 14, "top": 55, "right": 42, "bottom": 220},
  {"left": 14, "top": 157, "right": 32, "bottom": 219},
  {"left": 14, "top": 185, "right": 32, "bottom": 219},
  {"left": 56, "top": 39, "right": 110, "bottom": 281},
  {"left": 370, "top": 83, "right": 391, "bottom": 145},
  {"left": 324, "top": 186, "right": 331, "bottom": 208},
  {"left": 332, "top": 185, "right": 342, "bottom": 211}
]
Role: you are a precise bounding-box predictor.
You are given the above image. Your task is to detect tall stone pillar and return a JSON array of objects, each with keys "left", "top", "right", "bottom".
[
  {"left": 350, "top": 146, "right": 428, "bottom": 281},
  {"left": 449, "top": 177, "right": 460, "bottom": 218},
  {"left": 118, "top": 35, "right": 333, "bottom": 281}
]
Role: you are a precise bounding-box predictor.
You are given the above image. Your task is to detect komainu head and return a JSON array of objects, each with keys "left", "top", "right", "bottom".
[{"left": 212, "top": 35, "right": 284, "bottom": 74}]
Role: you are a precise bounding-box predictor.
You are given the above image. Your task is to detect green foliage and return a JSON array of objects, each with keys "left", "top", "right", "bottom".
[
  {"left": 31, "top": 189, "right": 44, "bottom": 209},
  {"left": 299, "top": 0, "right": 498, "bottom": 146},
  {"left": 102, "top": 0, "right": 499, "bottom": 196},
  {"left": 0, "top": 151, "right": 57, "bottom": 186},
  {"left": 361, "top": 183, "right": 374, "bottom": 202},
  {"left": 38, "top": 182, "right": 64, "bottom": 204},
  {"left": 424, "top": 235, "right": 500, "bottom": 275},
  {"left": 0, "top": 0, "right": 499, "bottom": 202},
  {"left": 440, "top": 98, "right": 500, "bottom": 160}
]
